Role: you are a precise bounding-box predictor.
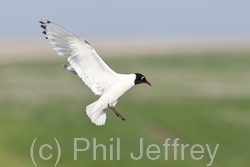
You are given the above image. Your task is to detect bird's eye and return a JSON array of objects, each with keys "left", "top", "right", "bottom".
[{"left": 141, "top": 76, "right": 145, "bottom": 80}]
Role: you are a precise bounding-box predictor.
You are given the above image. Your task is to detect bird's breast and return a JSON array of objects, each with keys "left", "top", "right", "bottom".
[{"left": 100, "top": 78, "right": 135, "bottom": 106}]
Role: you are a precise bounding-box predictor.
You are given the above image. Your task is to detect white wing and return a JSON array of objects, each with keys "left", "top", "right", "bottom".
[{"left": 39, "top": 19, "right": 118, "bottom": 95}]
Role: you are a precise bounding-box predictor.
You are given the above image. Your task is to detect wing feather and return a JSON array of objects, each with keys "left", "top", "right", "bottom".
[{"left": 39, "top": 19, "right": 117, "bottom": 95}]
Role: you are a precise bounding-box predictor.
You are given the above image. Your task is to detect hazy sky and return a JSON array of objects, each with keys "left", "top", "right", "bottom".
[{"left": 1, "top": 0, "right": 250, "bottom": 38}]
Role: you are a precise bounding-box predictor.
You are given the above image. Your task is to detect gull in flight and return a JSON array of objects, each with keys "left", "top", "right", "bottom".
[{"left": 39, "top": 19, "right": 151, "bottom": 126}]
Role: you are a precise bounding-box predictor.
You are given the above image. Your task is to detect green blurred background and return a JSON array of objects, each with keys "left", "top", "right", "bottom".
[{"left": 1, "top": 49, "right": 250, "bottom": 167}]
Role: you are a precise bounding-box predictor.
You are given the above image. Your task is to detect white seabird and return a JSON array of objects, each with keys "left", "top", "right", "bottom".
[{"left": 39, "top": 19, "right": 151, "bottom": 126}]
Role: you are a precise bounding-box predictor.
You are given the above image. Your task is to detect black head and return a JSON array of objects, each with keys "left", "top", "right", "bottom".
[{"left": 134, "top": 73, "right": 152, "bottom": 86}]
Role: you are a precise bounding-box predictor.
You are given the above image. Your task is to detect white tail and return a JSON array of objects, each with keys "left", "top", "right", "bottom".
[{"left": 86, "top": 100, "right": 108, "bottom": 126}]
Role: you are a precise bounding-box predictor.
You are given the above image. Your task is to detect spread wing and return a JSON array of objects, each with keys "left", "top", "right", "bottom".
[{"left": 39, "top": 19, "right": 118, "bottom": 95}]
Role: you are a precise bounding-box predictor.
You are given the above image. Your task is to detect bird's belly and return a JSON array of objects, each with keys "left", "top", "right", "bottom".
[{"left": 100, "top": 82, "right": 133, "bottom": 107}]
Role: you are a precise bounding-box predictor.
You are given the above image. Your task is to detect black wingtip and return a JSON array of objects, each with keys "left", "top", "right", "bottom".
[
  {"left": 84, "top": 40, "right": 90, "bottom": 45},
  {"left": 39, "top": 19, "right": 51, "bottom": 24},
  {"left": 39, "top": 19, "right": 50, "bottom": 39},
  {"left": 40, "top": 25, "right": 46, "bottom": 29}
]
